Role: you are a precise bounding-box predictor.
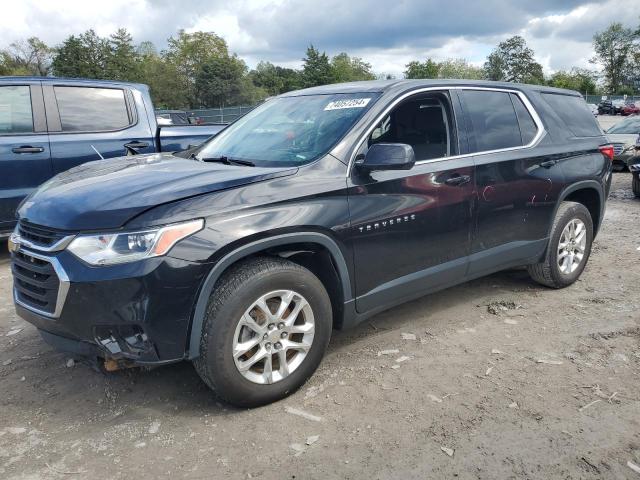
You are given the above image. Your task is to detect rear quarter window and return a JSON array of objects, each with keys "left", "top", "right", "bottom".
[{"left": 541, "top": 93, "right": 602, "bottom": 137}]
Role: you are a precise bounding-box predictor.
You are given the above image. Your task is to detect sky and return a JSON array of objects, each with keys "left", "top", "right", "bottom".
[{"left": 1, "top": 0, "right": 638, "bottom": 77}]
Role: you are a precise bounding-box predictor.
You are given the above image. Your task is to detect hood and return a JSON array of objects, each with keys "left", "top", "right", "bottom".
[{"left": 18, "top": 153, "right": 297, "bottom": 231}]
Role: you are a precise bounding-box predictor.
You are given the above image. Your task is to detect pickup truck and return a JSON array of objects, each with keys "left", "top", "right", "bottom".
[{"left": 0, "top": 77, "right": 225, "bottom": 234}]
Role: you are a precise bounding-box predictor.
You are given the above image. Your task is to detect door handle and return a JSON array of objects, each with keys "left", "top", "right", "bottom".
[
  {"left": 540, "top": 160, "right": 557, "bottom": 169},
  {"left": 12, "top": 146, "right": 45, "bottom": 154},
  {"left": 124, "top": 141, "right": 150, "bottom": 149},
  {"left": 444, "top": 174, "right": 471, "bottom": 186}
]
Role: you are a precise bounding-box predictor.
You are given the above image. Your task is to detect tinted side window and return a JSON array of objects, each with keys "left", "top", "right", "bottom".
[
  {"left": 541, "top": 93, "right": 602, "bottom": 137},
  {"left": 0, "top": 85, "right": 33, "bottom": 134},
  {"left": 366, "top": 93, "right": 456, "bottom": 161},
  {"left": 462, "top": 90, "right": 522, "bottom": 152},
  {"left": 54, "top": 87, "right": 131, "bottom": 132},
  {"left": 510, "top": 93, "right": 538, "bottom": 145}
]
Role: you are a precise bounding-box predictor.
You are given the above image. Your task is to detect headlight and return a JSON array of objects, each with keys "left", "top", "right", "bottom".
[{"left": 67, "top": 219, "right": 204, "bottom": 266}]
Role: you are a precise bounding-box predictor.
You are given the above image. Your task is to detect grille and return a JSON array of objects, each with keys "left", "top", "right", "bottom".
[
  {"left": 18, "top": 221, "right": 69, "bottom": 248},
  {"left": 612, "top": 143, "right": 625, "bottom": 156},
  {"left": 11, "top": 250, "right": 60, "bottom": 315}
]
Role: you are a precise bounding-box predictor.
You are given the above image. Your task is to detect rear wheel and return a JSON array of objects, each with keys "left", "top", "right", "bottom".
[
  {"left": 194, "top": 256, "right": 332, "bottom": 407},
  {"left": 633, "top": 173, "right": 640, "bottom": 198},
  {"left": 527, "top": 201, "right": 593, "bottom": 288}
]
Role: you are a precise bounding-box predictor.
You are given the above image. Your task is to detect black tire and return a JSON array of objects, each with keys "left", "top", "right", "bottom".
[
  {"left": 633, "top": 173, "right": 640, "bottom": 198},
  {"left": 527, "top": 201, "right": 593, "bottom": 288},
  {"left": 193, "top": 256, "right": 332, "bottom": 407}
]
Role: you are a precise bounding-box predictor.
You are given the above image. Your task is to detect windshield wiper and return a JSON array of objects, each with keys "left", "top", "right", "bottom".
[{"left": 198, "top": 155, "right": 255, "bottom": 167}]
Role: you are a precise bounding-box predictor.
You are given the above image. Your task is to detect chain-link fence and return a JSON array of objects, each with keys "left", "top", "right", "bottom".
[
  {"left": 583, "top": 94, "right": 640, "bottom": 104},
  {"left": 188, "top": 106, "right": 256, "bottom": 124}
]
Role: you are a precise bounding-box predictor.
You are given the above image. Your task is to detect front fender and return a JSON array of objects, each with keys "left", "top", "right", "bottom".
[{"left": 185, "top": 232, "right": 353, "bottom": 360}]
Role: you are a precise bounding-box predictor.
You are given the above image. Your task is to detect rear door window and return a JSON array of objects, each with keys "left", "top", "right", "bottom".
[
  {"left": 54, "top": 86, "right": 132, "bottom": 132},
  {"left": 461, "top": 90, "right": 522, "bottom": 152},
  {"left": 0, "top": 85, "right": 34, "bottom": 134},
  {"left": 541, "top": 93, "right": 602, "bottom": 137}
]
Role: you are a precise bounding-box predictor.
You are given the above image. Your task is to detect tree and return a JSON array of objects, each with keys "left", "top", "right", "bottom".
[
  {"left": 1, "top": 37, "right": 52, "bottom": 76},
  {"left": 437, "top": 58, "right": 483, "bottom": 80},
  {"left": 51, "top": 30, "right": 110, "bottom": 78},
  {"left": 105, "top": 28, "right": 140, "bottom": 81},
  {"left": 330, "top": 53, "right": 376, "bottom": 82},
  {"left": 301, "top": 45, "right": 332, "bottom": 87},
  {"left": 548, "top": 68, "right": 597, "bottom": 94},
  {"left": 404, "top": 59, "right": 440, "bottom": 79},
  {"left": 137, "top": 42, "right": 189, "bottom": 108},
  {"left": 483, "top": 36, "right": 544, "bottom": 84},
  {"left": 194, "top": 54, "right": 251, "bottom": 107},
  {"left": 250, "top": 61, "right": 301, "bottom": 96},
  {"left": 164, "top": 30, "right": 229, "bottom": 106},
  {"left": 591, "top": 22, "right": 638, "bottom": 93}
]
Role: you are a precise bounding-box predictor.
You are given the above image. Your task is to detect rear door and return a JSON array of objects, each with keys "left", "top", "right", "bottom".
[
  {"left": 458, "top": 88, "right": 562, "bottom": 276},
  {"left": 348, "top": 90, "right": 475, "bottom": 313},
  {"left": 44, "top": 84, "right": 155, "bottom": 174},
  {"left": 0, "top": 82, "right": 51, "bottom": 230}
]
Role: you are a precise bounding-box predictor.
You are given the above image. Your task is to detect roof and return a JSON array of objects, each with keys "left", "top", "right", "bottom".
[
  {"left": 0, "top": 76, "right": 148, "bottom": 89},
  {"left": 282, "top": 79, "right": 580, "bottom": 97}
]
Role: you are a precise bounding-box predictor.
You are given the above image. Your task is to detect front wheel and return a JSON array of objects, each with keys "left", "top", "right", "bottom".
[
  {"left": 633, "top": 173, "right": 640, "bottom": 198},
  {"left": 527, "top": 201, "right": 593, "bottom": 288},
  {"left": 194, "top": 256, "right": 332, "bottom": 407}
]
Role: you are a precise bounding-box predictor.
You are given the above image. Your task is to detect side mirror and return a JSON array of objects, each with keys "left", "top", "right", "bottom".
[{"left": 355, "top": 143, "right": 415, "bottom": 172}]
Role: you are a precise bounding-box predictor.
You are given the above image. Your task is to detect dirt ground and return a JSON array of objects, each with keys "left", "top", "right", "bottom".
[{"left": 1, "top": 163, "right": 639, "bottom": 479}]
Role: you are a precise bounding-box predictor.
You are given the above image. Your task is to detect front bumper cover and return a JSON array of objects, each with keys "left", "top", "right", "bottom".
[{"left": 12, "top": 247, "right": 210, "bottom": 364}]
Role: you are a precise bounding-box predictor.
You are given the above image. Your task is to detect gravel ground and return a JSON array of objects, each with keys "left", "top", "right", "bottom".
[
  {"left": 597, "top": 114, "right": 620, "bottom": 132},
  {"left": 1, "top": 145, "right": 639, "bottom": 478}
]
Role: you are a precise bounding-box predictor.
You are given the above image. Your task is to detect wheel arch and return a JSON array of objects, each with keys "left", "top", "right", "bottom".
[
  {"left": 555, "top": 181, "right": 604, "bottom": 235},
  {"left": 186, "top": 232, "right": 352, "bottom": 359}
]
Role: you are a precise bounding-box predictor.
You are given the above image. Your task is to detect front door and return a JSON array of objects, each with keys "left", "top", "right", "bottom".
[
  {"left": 0, "top": 83, "right": 51, "bottom": 230},
  {"left": 348, "top": 90, "right": 475, "bottom": 313}
]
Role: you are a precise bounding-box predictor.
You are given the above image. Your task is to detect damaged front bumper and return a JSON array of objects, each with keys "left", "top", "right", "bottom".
[{"left": 12, "top": 246, "right": 210, "bottom": 366}]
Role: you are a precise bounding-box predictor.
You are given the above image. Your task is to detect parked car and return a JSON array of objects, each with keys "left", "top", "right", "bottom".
[
  {"left": 606, "top": 115, "right": 640, "bottom": 171},
  {"left": 588, "top": 103, "right": 598, "bottom": 116},
  {"left": 598, "top": 99, "right": 615, "bottom": 115},
  {"left": 10, "top": 80, "right": 612, "bottom": 407},
  {"left": 621, "top": 103, "right": 640, "bottom": 116},
  {"left": 629, "top": 135, "right": 640, "bottom": 197},
  {"left": 0, "top": 77, "right": 226, "bottom": 235},
  {"left": 156, "top": 110, "right": 203, "bottom": 126},
  {"left": 612, "top": 99, "right": 626, "bottom": 114}
]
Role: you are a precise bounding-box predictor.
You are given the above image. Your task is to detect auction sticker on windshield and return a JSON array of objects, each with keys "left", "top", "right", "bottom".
[{"left": 324, "top": 98, "right": 371, "bottom": 111}]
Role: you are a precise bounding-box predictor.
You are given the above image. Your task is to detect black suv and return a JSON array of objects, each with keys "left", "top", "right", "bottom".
[{"left": 10, "top": 80, "right": 612, "bottom": 407}]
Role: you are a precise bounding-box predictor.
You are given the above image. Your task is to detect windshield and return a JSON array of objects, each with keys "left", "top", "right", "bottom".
[
  {"left": 196, "top": 93, "right": 379, "bottom": 167},
  {"left": 607, "top": 116, "right": 640, "bottom": 134}
]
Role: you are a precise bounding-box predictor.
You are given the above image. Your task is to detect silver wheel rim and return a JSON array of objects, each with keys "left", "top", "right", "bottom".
[
  {"left": 557, "top": 218, "right": 587, "bottom": 274},
  {"left": 232, "top": 290, "right": 315, "bottom": 385}
]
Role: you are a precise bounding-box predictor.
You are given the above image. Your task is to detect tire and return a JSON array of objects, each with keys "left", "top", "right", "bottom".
[
  {"left": 633, "top": 173, "right": 640, "bottom": 198},
  {"left": 527, "top": 201, "right": 593, "bottom": 289},
  {"left": 193, "top": 256, "right": 332, "bottom": 407}
]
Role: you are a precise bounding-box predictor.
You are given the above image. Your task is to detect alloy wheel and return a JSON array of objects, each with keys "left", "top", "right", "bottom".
[
  {"left": 557, "top": 218, "right": 586, "bottom": 274},
  {"left": 232, "top": 290, "right": 315, "bottom": 384}
]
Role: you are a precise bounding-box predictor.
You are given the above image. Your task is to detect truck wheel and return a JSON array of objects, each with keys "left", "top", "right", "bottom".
[
  {"left": 633, "top": 173, "right": 640, "bottom": 198},
  {"left": 194, "top": 256, "right": 332, "bottom": 407},
  {"left": 527, "top": 201, "right": 593, "bottom": 289}
]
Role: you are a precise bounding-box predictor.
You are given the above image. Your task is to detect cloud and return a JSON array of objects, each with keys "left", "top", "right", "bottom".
[{"left": 0, "top": 0, "right": 634, "bottom": 77}]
